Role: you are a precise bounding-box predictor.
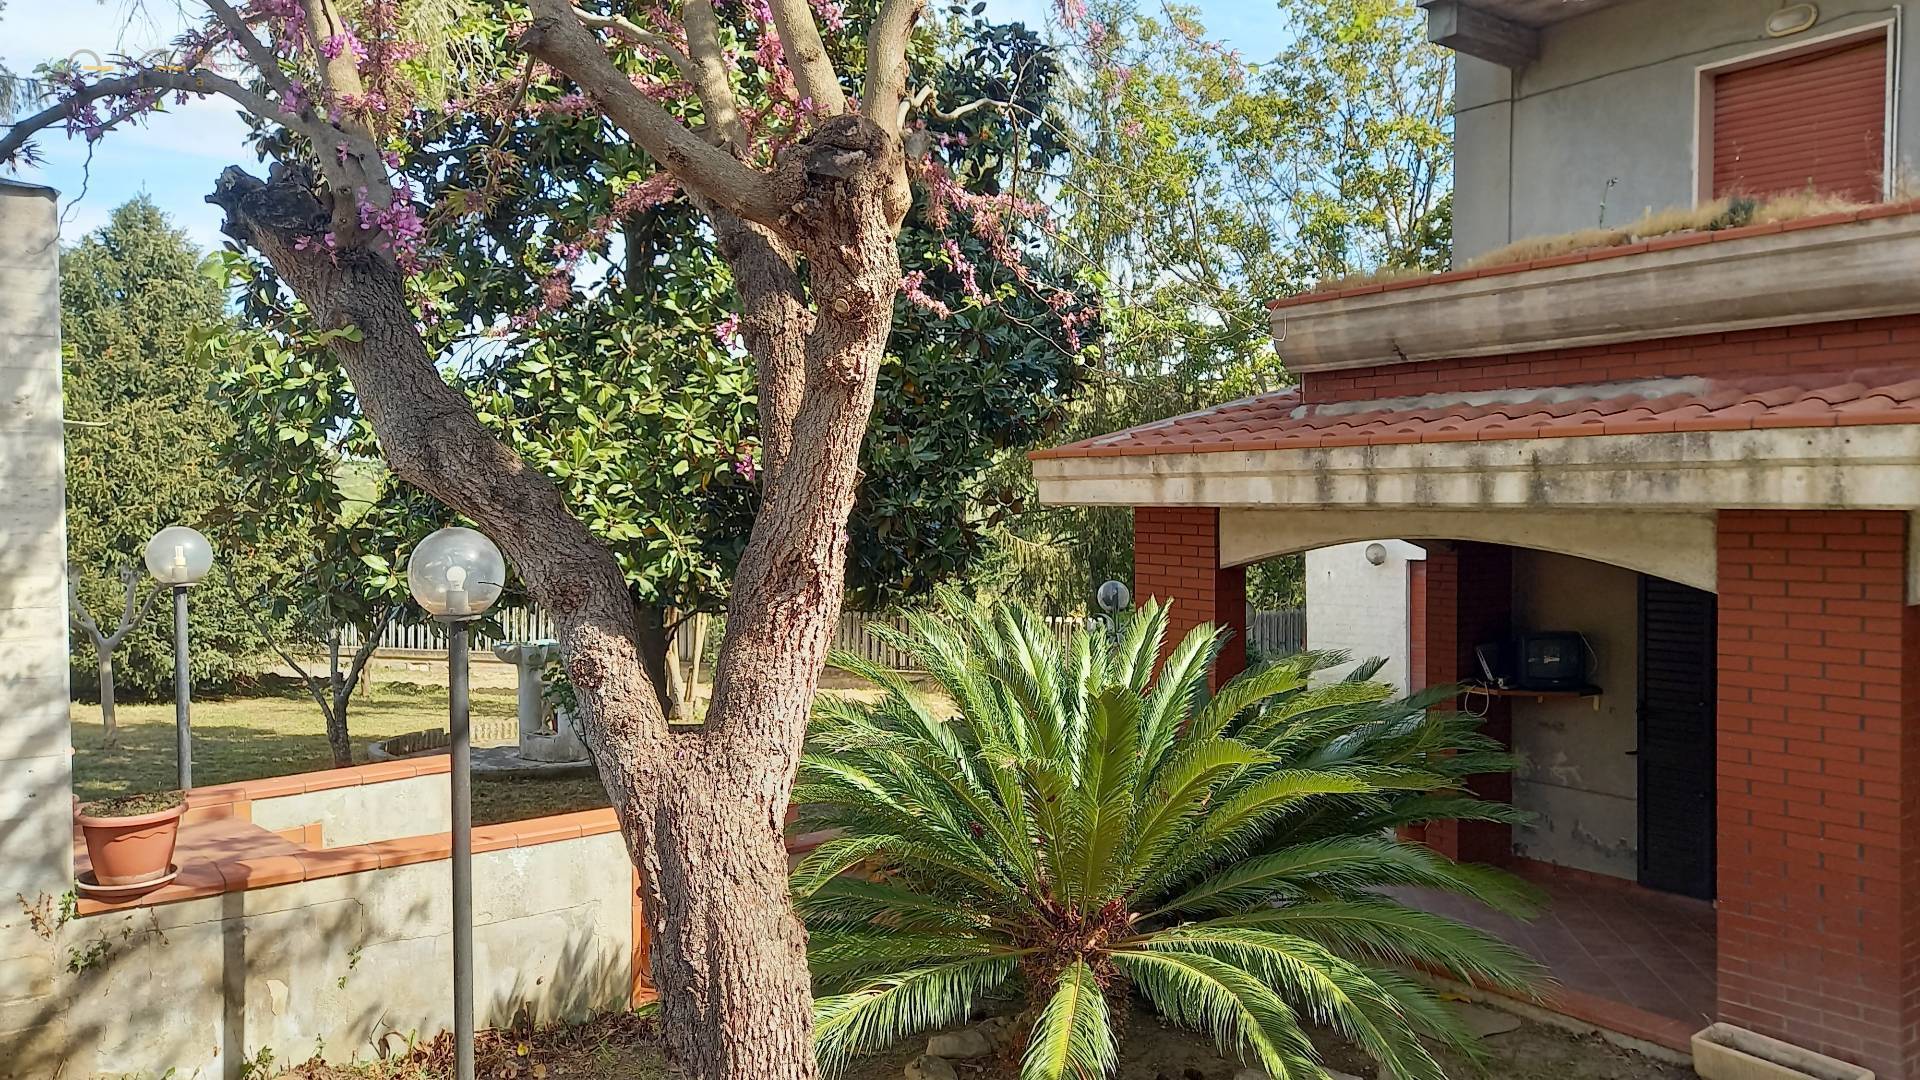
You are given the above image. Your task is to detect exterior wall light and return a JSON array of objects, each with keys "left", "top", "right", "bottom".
[
  {"left": 1766, "top": 4, "right": 1819, "bottom": 37},
  {"left": 406, "top": 526, "right": 506, "bottom": 1080},
  {"left": 143, "top": 525, "right": 214, "bottom": 788},
  {"left": 1365, "top": 542, "right": 1390, "bottom": 566}
]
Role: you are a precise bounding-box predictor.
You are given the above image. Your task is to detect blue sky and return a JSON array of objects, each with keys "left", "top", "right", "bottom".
[{"left": 2, "top": 0, "right": 1293, "bottom": 251}]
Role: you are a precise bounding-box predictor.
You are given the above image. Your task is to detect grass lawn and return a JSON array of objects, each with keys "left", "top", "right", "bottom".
[{"left": 70, "top": 677, "right": 614, "bottom": 825}]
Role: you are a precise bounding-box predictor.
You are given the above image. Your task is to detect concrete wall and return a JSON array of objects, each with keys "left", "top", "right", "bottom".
[
  {"left": 1304, "top": 541, "right": 1426, "bottom": 691},
  {"left": 1454, "top": 0, "right": 1916, "bottom": 260},
  {"left": 250, "top": 775, "right": 452, "bottom": 848},
  {"left": 3, "top": 830, "right": 634, "bottom": 1078},
  {"left": 1507, "top": 552, "right": 1641, "bottom": 880},
  {"left": 0, "top": 181, "right": 73, "bottom": 1063}
]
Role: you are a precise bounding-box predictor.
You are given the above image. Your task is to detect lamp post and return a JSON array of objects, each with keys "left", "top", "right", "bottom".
[
  {"left": 406, "top": 526, "right": 505, "bottom": 1080},
  {"left": 143, "top": 526, "right": 213, "bottom": 790}
]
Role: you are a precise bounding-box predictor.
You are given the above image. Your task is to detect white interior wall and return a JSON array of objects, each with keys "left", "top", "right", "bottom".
[{"left": 1507, "top": 551, "right": 1642, "bottom": 880}]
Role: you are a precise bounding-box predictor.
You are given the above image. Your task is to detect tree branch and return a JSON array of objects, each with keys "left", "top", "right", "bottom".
[
  {"left": 0, "top": 67, "right": 291, "bottom": 167},
  {"left": 520, "top": 0, "right": 786, "bottom": 226},
  {"left": 766, "top": 0, "right": 847, "bottom": 117},
  {"left": 680, "top": 0, "right": 747, "bottom": 154},
  {"left": 569, "top": 6, "right": 697, "bottom": 84},
  {"left": 863, "top": 0, "right": 925, "bottom": 136},
  {"left": 204, "top": 0, "right": 299, "bottom": 103}
]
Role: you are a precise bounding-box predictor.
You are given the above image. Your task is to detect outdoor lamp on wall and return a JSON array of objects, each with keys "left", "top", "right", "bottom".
[
  {"left": 1364, "top": 542, "right": 1390, "bottom": 567},
  {"left": 405, "top": 526, "right": 504, "bottom": 1080},
  {"left": 143, "top": 525, "right": 213, "bottom": 790}
]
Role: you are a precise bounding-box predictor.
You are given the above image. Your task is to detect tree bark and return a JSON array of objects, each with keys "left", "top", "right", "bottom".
[
  {"left": 325, "top": 629, "right": 352, "bottom": 767},
  {"left": 95, "top": 645, "right": 118, "bottom": 748}
]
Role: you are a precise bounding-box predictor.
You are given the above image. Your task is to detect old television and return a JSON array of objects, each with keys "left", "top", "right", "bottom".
[
  {"left": 1517, "top": 632, "right": 1588, "bottom": 690},
  {"left": 1475, "top": 633, "right": 1591, "bottom": 691}
]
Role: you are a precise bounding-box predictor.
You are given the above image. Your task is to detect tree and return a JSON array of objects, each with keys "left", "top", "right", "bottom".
[
  {"left": 58, "top": 197, "right": 280, "bottom": 700},
  {"left": 986, "top": 0, "right": 1450, "bottom": 614},
  {"left": 66, "top": 560, "right": 163, "bottom": 746},
  {"left": 796, "top": 595, "right": 1541, "bottom": 1077},
  {"left": 4, "top": 3, "right": 1086, "bottom": 1073}
]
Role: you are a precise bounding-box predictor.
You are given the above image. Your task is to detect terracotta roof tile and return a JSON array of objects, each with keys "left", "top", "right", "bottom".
[{"left": 1030, "top": 367, "right": 1920, "bottom": 461}]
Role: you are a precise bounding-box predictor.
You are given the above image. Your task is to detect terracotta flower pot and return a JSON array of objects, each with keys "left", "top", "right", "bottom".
[{"left": 77, "top": 803, "right": 184, "bottom": 887}]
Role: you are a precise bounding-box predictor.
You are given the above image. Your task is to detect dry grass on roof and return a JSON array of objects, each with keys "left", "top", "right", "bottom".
[
  {"left": 1462, "top": 190, "right": 1869, "bottom": 270},
  {"left": 1296, "top": 189, "right": 1875, "bottom": 297}
]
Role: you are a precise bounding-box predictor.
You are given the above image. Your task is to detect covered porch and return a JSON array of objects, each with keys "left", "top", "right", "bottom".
[{"left": 1031, "top": 371, "right": 1920, "bottom": 1071}]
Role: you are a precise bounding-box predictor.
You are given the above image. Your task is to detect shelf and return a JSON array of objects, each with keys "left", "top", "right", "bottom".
[
  {"left": 1476, "top": 685, "right": 1601, "bottom": 700},
  {"left": 1463, "top": 684, "right": 1604, "bottom": 710}
]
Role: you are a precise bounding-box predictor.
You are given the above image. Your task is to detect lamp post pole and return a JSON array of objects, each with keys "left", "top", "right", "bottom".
[
  {"left": 172, "top": 585, "right": 192, "bottom": 790},
  {"left": 448, "top": 617, "right": 474, "bottom": 1080},
  {"left": 406, "top": 526, "right": 504, "bottom": 1080}
]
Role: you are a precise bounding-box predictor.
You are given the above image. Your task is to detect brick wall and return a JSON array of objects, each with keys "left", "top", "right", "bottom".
[
  {"left": 1301, "top": 314, "right": 1920, "bottom": 404},
  {"left": 1716, "top": 510, "right": 1917, "bottom": 1077},
  {"left": 1133, "top": 507, "right": 1247, "bottom": 681},
  {"left": 1413, "top": 544, "right": 1516, "bottom": 864}
]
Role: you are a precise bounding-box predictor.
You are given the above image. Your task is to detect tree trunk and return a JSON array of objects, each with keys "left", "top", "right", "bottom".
[
  {"left": 325, "top": 629, "right": 352, "bottom": 767},
  {"left": 96, "top": 647, "right": 117, "bottom": 748},
  {"left": 636, "top": 763, "right": 817, "bottom": 1078},
  {"left": 633, "top": 603, "right": 682, "bottom": 722}
]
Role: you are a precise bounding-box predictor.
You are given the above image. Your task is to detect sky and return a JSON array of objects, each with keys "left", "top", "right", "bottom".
[{"left": 1, "top": 0, "right": 1295, "bottom": 251}]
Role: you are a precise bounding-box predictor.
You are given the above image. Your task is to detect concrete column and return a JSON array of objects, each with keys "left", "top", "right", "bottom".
[
  {"left": 1133, "top": 507, "right": 1247, "bottom": 683},
  {"left": 1716, "top": 510, "right": 1919, "bottom": 1078},
  {"left": 0, "top": 180, "right": 70, "bottom": 1044}
]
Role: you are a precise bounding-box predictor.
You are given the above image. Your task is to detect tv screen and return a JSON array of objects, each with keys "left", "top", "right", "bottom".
[{"left": 1520, "top": 632, "right": 1586, "bottom": 690}]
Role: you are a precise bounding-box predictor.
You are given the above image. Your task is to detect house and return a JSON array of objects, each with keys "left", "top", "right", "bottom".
[{"left": 1032, "top": 1, "right": 1920, "bottom": 1074}]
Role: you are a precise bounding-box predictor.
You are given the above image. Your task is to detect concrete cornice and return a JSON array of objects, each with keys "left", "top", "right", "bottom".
[
  {"left": 1032, "top": 425, "right": 1920, "bottom": 514},
  {"left": 1269, "top": 208, "right": 1920, "bottom": 373}
]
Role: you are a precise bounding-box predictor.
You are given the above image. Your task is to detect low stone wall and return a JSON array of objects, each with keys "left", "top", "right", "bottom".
[
  {"left": 0, "top": 765, "right": 642, "bottom": 1079},
  {"left": 245, "top": 772, "right": 451, "bottom": 848}
]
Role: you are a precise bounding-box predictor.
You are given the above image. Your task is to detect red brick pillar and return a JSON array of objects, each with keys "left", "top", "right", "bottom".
[
  {"left": 1716, "top": 511, "right": 1917, "bottom": 1078},
  {"left": 1133, "top": 507, "right": 1248, "bottom": 681},
  {"left": 1412, "top": 543, "right": 1514, "bottom": 865}
]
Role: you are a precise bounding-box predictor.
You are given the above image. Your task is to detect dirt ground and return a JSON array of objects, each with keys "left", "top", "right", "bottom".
[
  {"left": 841, "top": 1006, "right": 1693, "bottom": 1080},
  {"left": 284, "top": 1004, "right": 1691, "bottom": 1080}
]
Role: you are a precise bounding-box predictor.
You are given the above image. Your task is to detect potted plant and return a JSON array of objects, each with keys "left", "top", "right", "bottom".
[{"left": 75, "top": 790, "right": 185, "bottom": 892}]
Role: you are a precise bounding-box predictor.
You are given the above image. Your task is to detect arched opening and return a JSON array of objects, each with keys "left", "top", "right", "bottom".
[{"left": 1284, "top": 536, "right": 1719, "bottom": 1034}]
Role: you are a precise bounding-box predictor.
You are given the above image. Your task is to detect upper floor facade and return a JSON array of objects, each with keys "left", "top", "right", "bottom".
[{"left": 1431, "top": 0, "right": 1917, "bottom": 261}]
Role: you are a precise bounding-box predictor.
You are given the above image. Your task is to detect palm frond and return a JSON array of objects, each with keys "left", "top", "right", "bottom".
[
  {"left": 812, "top": 954, "right": 1022, "bottom": 1076},
  {"left": 1021, "top": 960, "right": 1118, "bottom": 1080}
]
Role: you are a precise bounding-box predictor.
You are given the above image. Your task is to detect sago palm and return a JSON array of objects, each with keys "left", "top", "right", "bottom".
[{"left": 793, "top": 593, "right": 1546, "bottom": 1080}]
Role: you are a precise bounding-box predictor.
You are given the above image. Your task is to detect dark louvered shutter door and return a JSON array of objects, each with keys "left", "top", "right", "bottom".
[
  {"left": 1638, "top": 576, "right": 1717, "bottom": 900},
  {"left": 1712, "top": 35, "right": 1888, "bottom": 202}
]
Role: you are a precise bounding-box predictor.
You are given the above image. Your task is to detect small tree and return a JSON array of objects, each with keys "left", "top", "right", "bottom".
[{"left": 66, "top": 560, "right": 162, "bottom": 746}]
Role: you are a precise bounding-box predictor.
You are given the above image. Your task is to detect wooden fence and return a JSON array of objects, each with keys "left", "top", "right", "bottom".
[{"left": 344, "top": 606, "right": 1306, "bottom": 669}]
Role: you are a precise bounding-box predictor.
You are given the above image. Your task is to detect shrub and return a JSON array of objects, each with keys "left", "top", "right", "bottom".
[{"left": 794, "top": 595, "right": 1543, "bottom": 1079}]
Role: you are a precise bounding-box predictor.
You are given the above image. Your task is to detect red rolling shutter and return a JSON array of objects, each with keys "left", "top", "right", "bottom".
[{"left": 1711, "top": 35, "right": 1888, "bottom": 202}]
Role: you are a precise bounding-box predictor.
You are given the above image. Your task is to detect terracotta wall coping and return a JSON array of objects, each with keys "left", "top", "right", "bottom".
[
  {"left": 1266, "top": 199, "right": 1920, "bottom": 312},
  {"left": 183, "top": 755, "right": 452, "bottom": 811}
]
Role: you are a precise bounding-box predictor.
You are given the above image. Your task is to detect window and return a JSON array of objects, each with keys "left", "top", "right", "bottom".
[{"left": 1706, "top": 32, "right": 1890, "bottom": 203}]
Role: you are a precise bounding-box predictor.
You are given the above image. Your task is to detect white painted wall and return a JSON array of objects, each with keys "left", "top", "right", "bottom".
[
  {"left": 3, "top": 831, "right": 635, "bottom": 1078},
  {"left": 0, "top": 181, "right": 74, "bottom": 1056},
  {"left": 1303, "top": 541, "right": 1426, "bottom": 691},
  {"left": 1507, "top": 552, "right": 1642, "bottom": 881},
  {"left": 249, "top": 775, "right": 452, "bottom": 848}
]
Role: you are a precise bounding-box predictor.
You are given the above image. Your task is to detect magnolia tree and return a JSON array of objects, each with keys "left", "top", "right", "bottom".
[{"left": 2, "top": 0, "right": 1079, "bottom": 1074}]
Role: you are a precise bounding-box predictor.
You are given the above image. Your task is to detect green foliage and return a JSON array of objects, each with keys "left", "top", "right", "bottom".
[
  {"left": 60, "top": 198, "right": 282, "bottom": 696},
  {"left": 986, "top": 0, "right": 1449, "bottom": 610},
  {"left": 795, "top": 594, "right": 1543, "bottom": 1078},
  {"left": 224, "top": 9, "right": 1089, "bottom": 620}
]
